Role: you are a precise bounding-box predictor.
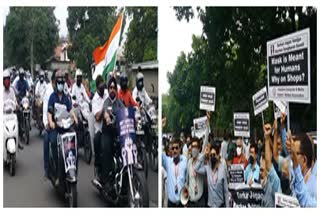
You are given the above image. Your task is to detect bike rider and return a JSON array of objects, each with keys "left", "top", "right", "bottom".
[
  {"left": 14, "top": 68, "right": 30, "bottom": 139},
  {"left": 118, "top": 72, "right": 139, "bottom": 107},
  {"left": 47, "top": 70, "right": 78, "bottom": 185},
  {"left": 132, "top": 67, "right": 152, "bottom": 107},
  {"left": 92, "top": 76, "right": 124, "bottom": 188},
  {"left": 71, "top": 69, "right": 90, "bottom": 104},
  {"left": 92, "top": 75, "right": 108, "bottom": 185},
  {"left": 35, "top": 71, "right": 47, "bottom": 116},
  {"left": 4, "top": 69, "right": 24, "bottom": 150}
]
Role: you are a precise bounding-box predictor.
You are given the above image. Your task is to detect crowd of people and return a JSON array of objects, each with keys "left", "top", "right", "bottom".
[
  {"left": 3, "top": 65, "right": 153, "bottom": 190},
  {"left": 162, "top": 111, "right": 317, "bottom": 208}
]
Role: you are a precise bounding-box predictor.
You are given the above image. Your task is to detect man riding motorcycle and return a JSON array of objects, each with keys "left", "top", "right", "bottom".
[
  {"left": 92, "top": 76, "right": 125, "bottom": 188},
  {"left": 132, "top": 68, "right": 152, "bottom": 107},
  {"left": 118, "top": 72, "right": 139, "bottom": 108},
  {"left": 47, "top": 70, "right": 78, "bottom": 185},
  {"left": 35, "top": 71, "right": 47, "bottom": 131},
  {"left": 71, "top": 69, "right": 90, "bottom": 104}
]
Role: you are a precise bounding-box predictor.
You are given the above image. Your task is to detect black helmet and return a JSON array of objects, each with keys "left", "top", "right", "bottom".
[{"left": 120, "top": 72, "right": 128, "bottom": 90}]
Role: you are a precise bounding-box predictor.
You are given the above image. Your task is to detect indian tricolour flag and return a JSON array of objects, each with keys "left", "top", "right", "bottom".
[{"left": 92, "top": 14, "right": 123, "bottom": 80}]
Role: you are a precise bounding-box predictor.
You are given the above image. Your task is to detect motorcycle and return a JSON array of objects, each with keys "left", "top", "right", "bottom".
[
  {"left": 3, "top": 99, "right": 19, "bottom": 176},
  {"left": 93, "top": 107, "right": 149, "bottom": 207},
  {"left": 135, "top": 108, "right": 149, "bottom": 179},
  {"left": 73, "top": 98, "right": 92, "bottom": 164},
  {"left": 138, "top": 103, "right": 158, "bottom": 172},
  {"left": 20, "top": 96, "right": 31, "bottom": 145},
  {"left": 34, "top": 97, "right": 44, "bottom": 135},
  {"left": 48, "top": 104, "right": 78, "bottom": 207}
]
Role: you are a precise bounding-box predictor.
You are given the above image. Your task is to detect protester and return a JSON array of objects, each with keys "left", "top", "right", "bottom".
[
  {"left": 244, "top": 143, "right": 260, "bottom": 186},
  {"left": 232, "top": 138, "right": 248, "bottom": 168}
]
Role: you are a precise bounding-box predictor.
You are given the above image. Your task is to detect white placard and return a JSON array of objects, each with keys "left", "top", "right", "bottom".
[
  {"left": 267, "top": 28, "right": 310, "bottom": 103},
  {"left": 252, "top": 86, "right": 269, "bottom": 116},
  {"left": 200, "top": 86, "right": 216, "bottom": 112},
  {"left": 234, "top": 113, "right": 250, "bottom": 138}
]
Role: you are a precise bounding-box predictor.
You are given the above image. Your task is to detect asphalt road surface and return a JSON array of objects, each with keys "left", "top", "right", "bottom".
[{"left": 3, "top": 125, "right": 158, "bottom": 207}]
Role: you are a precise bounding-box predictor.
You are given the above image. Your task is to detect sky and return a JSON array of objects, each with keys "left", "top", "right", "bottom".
[{"left": 160, "top": 7, "right": 203, "bottom": 94}]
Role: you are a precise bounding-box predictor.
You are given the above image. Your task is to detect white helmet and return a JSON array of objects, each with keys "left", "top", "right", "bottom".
[
  {"left": 39, "top": 70, "right": 45, "bottom": 76},
  {"left": 19, "top": 67, "right": 25, "bottom": 75},
  {"left": 3, "top": 69, "right": 10, "bottom": 78},
  {"left": 136, "top": 72, "right": 144, "bottom": 81},
  {"left": 75, "top": 69, "right": 83, "bottom": 77}
]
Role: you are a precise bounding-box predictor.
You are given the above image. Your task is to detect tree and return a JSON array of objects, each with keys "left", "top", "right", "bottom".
[
  {"left": 124, "top": 7, "right": 157, "bottom": 63},
  {"left": 4, "top": 7, "right": 59, "bottom": 77},
  {"left": 165, "top": 7, "right": 317, "bottom": 135},
  {"left": 67, "top": 7, "right": 117, "bottom": 80}
]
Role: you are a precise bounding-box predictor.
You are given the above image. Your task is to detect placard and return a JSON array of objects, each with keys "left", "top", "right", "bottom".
[
  {"left": 234, "top": 113, "right": 250, "bottom": 138},
  {"left": 274, "top": 100, "right": 288, "bottom": 119},
  {"left": 275, "top": 193, "right": 300, "bottom": 208},
  {"left": 193, "top": 116, "right": 207, "bottom": 139},
  {"left": 200, "top": 86, "right": 216, "bottom": 111},
  {"left": 229, "top": 185, "right": 264, "bottom": 207},
  {"left": 267, "top": 28, "right": 310, "bottom": 103},
  {"left": 229, "top": 164, "right": 245, "bottom": 187},
  {"left": 252, "top": 86, "right": 269, "bottom": 116}
]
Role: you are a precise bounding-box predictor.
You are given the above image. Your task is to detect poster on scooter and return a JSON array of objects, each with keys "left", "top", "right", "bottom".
[
  {"left": 116, "top": 107, "right": 138, "bottom": 166},
  {"left": 61, "top": 133, "right": 77, "bottom": 173}
]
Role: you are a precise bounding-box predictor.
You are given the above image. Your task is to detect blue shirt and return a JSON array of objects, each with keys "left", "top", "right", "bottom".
[
  {"left": 262, "top": 165, "right": 281, "bottom": 207},
  {"left": 293, "top": 164, "right": 317, "bottom": 207},
  {"left": 244, "top": 163, "right": 260, "bottom": 184},
  {"left": 305, "top": 161, "right": 317, "bottom": 201},
  {"left": 162, "top": 153, "right": 187, "bottom": 203},
  {"left": 48, "top": 91, "right": 72, "bottom": 119},
  {"left": 15, "top": 79, "right": 29, "bottom": 99}
]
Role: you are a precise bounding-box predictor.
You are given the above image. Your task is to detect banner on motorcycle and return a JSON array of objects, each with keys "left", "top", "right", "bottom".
[
  {"left": 116, "top": 107, "right": 138, "bottom": 166},
  {"left": 267, "top": 28, "right": 310, "bottom": 103},
  {"left": 61, "top": 132, "right": 77, "bottom": 173},
  {"left": 228, "top": 164, "right": 245, "bottom": 189},
  {"left": 252, "top": 86, "right": 269, "bottom": 116},
  {"left": 229, "top": 184, "right": 264, "bottom": 207},
  {"left": 233, "top": 113, "right": 250, "bottom": 138},
  {"left": 200, "top": 86, "right": 216, "bottom": 112},
  {"left": 193, "top": 116, "right": 207, "bottom": 139}
]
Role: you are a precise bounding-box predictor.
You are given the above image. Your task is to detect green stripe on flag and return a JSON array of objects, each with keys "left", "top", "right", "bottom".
[{"left": 102, "top": 52, "right": 117, "bottom": 80}]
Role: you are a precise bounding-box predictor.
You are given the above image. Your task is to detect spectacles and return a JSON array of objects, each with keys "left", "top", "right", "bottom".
[{"left": 172, "top": 146, "right": 179, "bottom": 151}]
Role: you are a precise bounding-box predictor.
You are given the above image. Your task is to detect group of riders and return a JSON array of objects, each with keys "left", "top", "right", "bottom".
[{"left": 3, "top": 66, "right": 155, "bottom": 207}]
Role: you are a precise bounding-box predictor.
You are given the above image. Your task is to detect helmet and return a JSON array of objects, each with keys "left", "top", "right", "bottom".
[
  {"left": 120, "top": 72, "right": 128, "bottom": 90},
  {"left": 3, "top": 69, "right": 10, "bottom": 79},
  {"left": 75, "top": 69, "right": 83, "bottom": 77},
  {"left": 19, "top": 67, "right": 25, "bottom": 75},
  {"left": 136, "top": 72, "right": 144, "bottom": 81},
  {"left": 40, "top": 70, "right": 45, "bottom": 76}
]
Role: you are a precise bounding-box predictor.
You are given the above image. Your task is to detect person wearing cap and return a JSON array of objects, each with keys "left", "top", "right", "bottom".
[
  {"left": 92, "top": 76, "right": 125, "bottom": 187},
  {"left": 118, "top": 72, "right": 139, "bottom": 107},
  {"left": 71, "top": 69, "right": 90, "bottom": 104},
  {"left": 132, "top": 67, "right": 152, "bottom": 107},
  {"left": 47, "top": 70, "right": 78, "bottom": 185}
]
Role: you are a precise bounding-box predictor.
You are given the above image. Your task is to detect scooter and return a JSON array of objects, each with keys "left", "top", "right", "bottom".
[
  {"left": 92, "top": 107, "right": 149, "bottom": 207},
  {"left": 3, "top": 99, "right": 19, "bottom": 176},
  {"left": 48, "top": 103, "right": 78, "bottom": 207}
]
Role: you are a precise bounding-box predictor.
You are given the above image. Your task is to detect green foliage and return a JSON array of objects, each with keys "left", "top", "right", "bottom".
[
  {"left": 67, "top": 7, "right": 117, "bottom": 80},
  {"left": 164, "top": 7, "right": 317, "bottom": 134},
  {"left": 4, "top": 7, "right": 59, "bottom": 74},
  {"left": 124, "top": 7, "right": 157, "bottom": 63}
]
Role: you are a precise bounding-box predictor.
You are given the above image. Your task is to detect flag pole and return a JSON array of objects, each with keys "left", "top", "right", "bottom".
[{"left": 112, "top": 7, "right": 125, "bottom": 76}]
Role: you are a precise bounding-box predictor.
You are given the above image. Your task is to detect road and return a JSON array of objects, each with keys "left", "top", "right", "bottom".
[{"left": 3, "top": 125, "right": 158, "bottom": 207}]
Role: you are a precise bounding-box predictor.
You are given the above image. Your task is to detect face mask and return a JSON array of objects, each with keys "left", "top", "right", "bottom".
[
  {"left": 236, "top": 147, "right": 242, "bottom": 156},
  {"left": 211, "top": 156, "right": 217, "bottom": 169},
  {"left": 98, "top": 86, "right": 104, "bottom": 97},
  {"left": 137, "top": 80, "right": 143, "bottom": 91},
  {"left": 4, "top": 79, "right": 10, "bottom": 89},
  {"left": 280, "top": 177, "right": 291, "bottom": 195},
  {"left": 77, "top": 78, "right": 82, "bottom": 86},
  {"left": 40, "top": 77, "right": 44, "bottom": 83},
  {"left": 191, "top": 148, "right": 199, "bottom": 158},
  {"left": 248, "top": 156, "right": 254, "bottom": 165},
  {"left": 57, "top": 83, "right": 64, "bottom": 93},
  {"left": 19, "top": 75, "right": 24, "bottom": 80}
]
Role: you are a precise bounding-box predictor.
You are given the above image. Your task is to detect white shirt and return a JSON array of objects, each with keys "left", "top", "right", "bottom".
[
  {"left": 71, "top": 83, "right": 90, "bottom": 104},
  {"left": 35, "top": 81, "right": 47, "bottom": 101},
  {"left": 4, "top": 86, "right": 17, "bottom": 110},
  {"left": 132, "top": 87, "right": 152, "bottom": 107},
  {"left": 43, "top": 83, "right": 54, "bottom": 127},
  {"left": 92, "top": 92, "right": 108, "bottom": 133}
]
